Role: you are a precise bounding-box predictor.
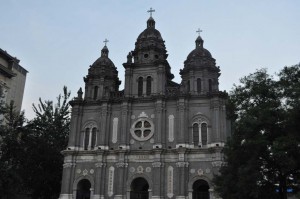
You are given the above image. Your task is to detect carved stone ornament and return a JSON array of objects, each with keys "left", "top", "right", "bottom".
[
  {"left": 206, "top": 168, "right": 211, "bottom": 173},
  {"left": 190, "top": 169, "right": 195, "bottom": 174},
  {"left": 90, "top": 169, "right": 94, "bottom": 174},
  {"left": 152, "top": 162, "right": 164, "bottom": 168},
  {"left": 176, "top": 162, "right": 189, "bottom": 168},
  {"left": 212, "top": 161, "right": 223, "bottom": 167},
  {"left": 138, "top": 111, "right": 148, "bottom": 118},
  {"left": 63, "top": 163, "right": 75, "bottom": 168},
  {"left": 137, "top": 166, "right": 144, "bottom": 173},
  {"left": 197, "top": 169, "right": 204, "bottom": 176},
  {"left": 83, "top": 169, "right": 88, "bottom": 176},
  {"left": 146, "top": 167, "right": 151, "bottom": 172},
  {"left": 95, "top": 163, "right": 105, "bottom": 168},
  {"left": 129, "top": 167, "right": 135, "bottom": 173},
  {"left": 76, "top": 169, "right": 81, "bottom": 174},
  {"left": 116, "top": 162, "right": 128, "bottom": 168}
]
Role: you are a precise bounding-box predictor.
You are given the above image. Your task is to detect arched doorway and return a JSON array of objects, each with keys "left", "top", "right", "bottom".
[
  {"left": 192, "top": 179, "right": 210, "bottom": 199},
  {"left": 76, "top": 179, "right": 91, "bottom": 199},
  {"left": 130, "top": 177, "right": 149, "bottom": 199}
]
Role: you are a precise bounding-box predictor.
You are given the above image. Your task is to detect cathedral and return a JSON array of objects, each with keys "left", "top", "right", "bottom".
[{"left": 59, "top": 9, "right": 230, "bottom": 199}]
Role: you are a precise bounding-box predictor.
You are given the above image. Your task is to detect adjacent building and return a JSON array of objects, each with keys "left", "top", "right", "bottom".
[
  {"left": 60, "top": 12, "right": 230, "bottom": 199},
  {"left": 0, "top": 48, "right": 28, "bottom": 113}
]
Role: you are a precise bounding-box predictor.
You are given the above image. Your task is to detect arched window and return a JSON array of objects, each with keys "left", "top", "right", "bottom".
[
  {"left": 83, "top": 125, "right": 98, "bottom": 150},
  {"left": 197, "top": 78, "right": 202, "bottom": 93},
  {"left": 93, "top": 86, "right": 98, "bottom": 100},
  {"left": 193, "top": 123, "right": 199, "bottom": 146},
  {"left": 91, "top": 127, "right": 97, "bottom": 149},
  {"left": 201, "top": 123, "right": 208, "bottom": 146},
  {"left": 146, "top": 76, "right": 151, "bottom": 96},
  {"left": 84, "top": 128, "right": 90, "bottom": 150},
  {"left": 138, "top": 77, "right": 143, "bottom": 96},
  {"left": 208, "top": 79, "right": 212, "bottom": 92},
  {"left": 187, "top": 80, "right": 190, "bottom": 92}
]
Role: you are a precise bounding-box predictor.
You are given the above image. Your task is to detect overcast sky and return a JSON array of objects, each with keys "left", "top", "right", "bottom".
[{"left": 1, "top": 0, "right": 299, "bottom": 119}]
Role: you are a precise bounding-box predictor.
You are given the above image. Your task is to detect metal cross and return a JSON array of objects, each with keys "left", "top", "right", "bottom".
[
  {"left": 147, "top": 7, "right": 155, "bottom": 17},
  {"left": 196, "top": 28, "right": 202, "bottom": 36},
  {"left": 103, "top": 38, "right": 109, "bottom": 46}
]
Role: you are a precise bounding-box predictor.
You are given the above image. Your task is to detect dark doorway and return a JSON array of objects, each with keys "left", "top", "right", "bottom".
[
  {"left": 130, "top": 177, "right": 149, "bottom": 199},
  {"left": 192, "top": 179, "right": 210, "bottom": 199},
  {"left": 76, "top": 179, "right": 91, "bottom": 199}
]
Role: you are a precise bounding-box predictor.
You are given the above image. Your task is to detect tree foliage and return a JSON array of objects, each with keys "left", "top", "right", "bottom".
[
  {"left": 0, "top": 87, "right": 71, "bottom": 199},
  {"left": 214, "top": 64, "right": 300, "bottom": 199}
]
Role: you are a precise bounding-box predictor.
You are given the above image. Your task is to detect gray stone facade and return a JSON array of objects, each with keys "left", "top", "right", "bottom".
[{"left": 59, "top": 15, "right": 230, "bottom": 199}]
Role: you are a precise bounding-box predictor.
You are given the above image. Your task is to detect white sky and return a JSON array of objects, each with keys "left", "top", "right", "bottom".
[{"left": 1, "top": 0, "right": 299, "bottom": 119}]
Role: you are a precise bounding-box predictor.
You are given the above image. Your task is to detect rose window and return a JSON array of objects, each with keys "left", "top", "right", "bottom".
[{"left": 130, "top": 119, "right": 154, "bottom": 141}]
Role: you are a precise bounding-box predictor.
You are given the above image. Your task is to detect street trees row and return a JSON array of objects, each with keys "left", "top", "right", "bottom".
[{"left": 214, "top": 64, "right": 300, "bottom": 199}]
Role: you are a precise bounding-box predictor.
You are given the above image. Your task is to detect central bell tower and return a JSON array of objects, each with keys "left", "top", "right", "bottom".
[{"left": 123, "top": 10, "right": 174, "bottom": 97}]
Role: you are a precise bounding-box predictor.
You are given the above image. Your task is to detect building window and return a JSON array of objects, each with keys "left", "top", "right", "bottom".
[
  {"left": 130, "top": 118, "right": 154, "bottom": 141},
  {"left": 193, "top": 123, "right": 199, "bottom": 146},
  {"left": 138, "top": 77, "right": 143, "bottom": 96},
  {"left": 84, "top": 128, "right": 90, "bottom": 150},
  {"left": 93, "top": 86, "right": 98, "bottom": 100},
  {"left": 91, "top": 127, "right": 97, "bottom": 149},
  {"left": 197, "top": 78, "right": 201, "bottom": 93},
  {"left": 192, "top": 121, "right": 208, "bottom": 147},
  {"left": 84, "top": 125, "right": 97, "bottom": 150},
  {"left": 208, "top": 79, "right": 212, "bottom": 92},
  {"left": 187, "top": 80, "right": 190, "bottom": 92},
  {"left": 201, "top": 123, "right": 208, "bottom": 146},
  {"left": 146, "top": 76, "right": 151, "bottom": 96}
]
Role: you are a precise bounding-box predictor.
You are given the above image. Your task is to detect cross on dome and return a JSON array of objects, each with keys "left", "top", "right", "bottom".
[
  {"left": 147, "top": 7, "right": 155, "bottom": 17},
  {"left": 196, "top": 28, "right": 202, "bottom": 36},
  {"left": 103, "top": 38, "right": 109, "bottom": 46}
]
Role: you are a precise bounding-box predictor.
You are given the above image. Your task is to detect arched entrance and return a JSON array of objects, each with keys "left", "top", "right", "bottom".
[
  {"left": 192, "top": 179, "right": 210, "bottom": 199},
  {"left": 76, "top": 179, "right": 91, "bottom": 199},
  {"left": 130, "top": 177, "right": 149, "bottom": 199}
]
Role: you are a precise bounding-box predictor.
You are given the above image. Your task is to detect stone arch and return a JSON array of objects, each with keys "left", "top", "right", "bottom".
[
  {"left": 73, "top": 175, "right": 95, "bottom": 199},
  {"left": 188, "top": 176, "right": 212, "bottom": 199},
  {"left": 126, "top": 173, "right": 153, "bottom": 198}
]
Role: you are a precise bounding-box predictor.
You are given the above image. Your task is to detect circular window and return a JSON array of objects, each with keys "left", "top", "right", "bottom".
[
  {"left": 130, "top": 118, "right": 154, "bottom": 141},
  {"left": 144, "top": 54, "right": 149, "bottom": 58}
]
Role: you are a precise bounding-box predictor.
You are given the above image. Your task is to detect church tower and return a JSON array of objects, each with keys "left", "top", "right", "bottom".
[
  {"left": 123, "top": 12, "right": 174, "bottom": 97},
  {"left": 59, "top": 8, "right": 229, "bottom": 199}
]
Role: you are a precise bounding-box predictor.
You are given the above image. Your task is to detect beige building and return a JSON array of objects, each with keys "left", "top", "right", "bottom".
[{"left": 0, "top": 48, "right": 28, "bottom": 113}]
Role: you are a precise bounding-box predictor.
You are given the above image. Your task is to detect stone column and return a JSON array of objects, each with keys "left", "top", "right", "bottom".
[
  {"left": 124, "top": 68, "right": 132, "bottom": 97},
  {"left": 115, "top": 162, "right": 128, "bottom": 198},
  {"left": 98, "top": 105, "right": 108, "bottom": 148},
  {"left": 94, "top": 162, "right": 104, "bottom": 199},
  {"left": 59, "top": 161, "right": 75, "bottom": 199},
  {"left": 155, "top": 100, "right": 164, "bottom": 145},
  {"left": 120, "top": 102, "right": 128, "bottom": 146},
  {"left": 177, "top": 98, "right": 186, "bottom": 144},
  {"left": 152, "top": 161, "right": 164, "bottom": 198},
  {"left": 176, "top": 162, "right": 189, "bottom": 198}
]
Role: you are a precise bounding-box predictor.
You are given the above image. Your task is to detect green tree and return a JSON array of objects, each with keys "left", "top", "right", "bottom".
[
  {"left": 19, "top": 86, "right": 71, "bottom": 199},
  {"left": 214, "top": 65, "right": 300, "bottom": 199},
  {"left": 0, "top": 101, "right": 26, "bottom": 199}
]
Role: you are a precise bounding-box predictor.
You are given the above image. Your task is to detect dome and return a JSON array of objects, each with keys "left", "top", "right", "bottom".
[
  {"left": 132, "top": 17, "right": 167, "bottom": 64},
  {"left": 137, "top": 17, "right": 163, "bottom": 41},
  {"left": 87, "top": 45, "right": 118, "bottom": 79},
  {"left": 180, "top": 36, "right": 217, "bottom": 75}
]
